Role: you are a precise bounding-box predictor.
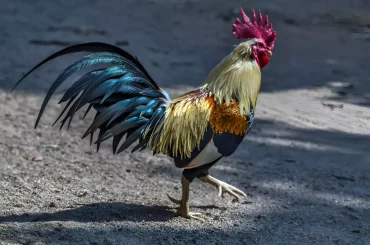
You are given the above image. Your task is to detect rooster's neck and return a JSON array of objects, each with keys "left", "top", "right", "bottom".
[{"left": 201, "top": 41, "right": 261, "bottom": 116}]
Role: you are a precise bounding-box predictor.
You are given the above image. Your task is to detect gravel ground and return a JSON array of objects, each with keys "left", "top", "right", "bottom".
[{"left": 0, "top": 0, "right": 370, "bottom": 244}]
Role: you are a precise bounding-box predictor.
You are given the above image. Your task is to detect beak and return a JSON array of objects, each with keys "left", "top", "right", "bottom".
[{"left": 267, "top": 50, "right": 272, "bottom": 57}]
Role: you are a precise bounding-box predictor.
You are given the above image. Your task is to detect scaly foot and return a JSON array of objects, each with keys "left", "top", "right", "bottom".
[
  {"left": 167, "top": 175, "right": 204, "bottom": 221},
  {"left": 167, "top": 194, "right": 203, "bottom": 220},
  {"left": 199, "top": 175, "right": 247, "bottom": 201}
]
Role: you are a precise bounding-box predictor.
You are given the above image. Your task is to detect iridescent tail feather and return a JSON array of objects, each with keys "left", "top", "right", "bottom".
[{"left": 13, "top": 42, "right": 170, "bottom": 154}]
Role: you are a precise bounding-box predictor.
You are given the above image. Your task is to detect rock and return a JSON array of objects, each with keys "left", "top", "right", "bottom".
[
  {"left": 321, "top": 102, "right": 344, "bottom": 110},
  {"left": 77, "top": 191, "right": 88, "bottom": 197},
  {"left": 49, "top": 202, "right": 57, "bottom": 208},
  {"left": 27, "top": 153, "right": 43, "bottom": 162},
  {"left": 328, "top": 81, "right": 354, "bottom": 89},
  {"left": 327, "top": 81, "right": 354, "bottom": 95}
]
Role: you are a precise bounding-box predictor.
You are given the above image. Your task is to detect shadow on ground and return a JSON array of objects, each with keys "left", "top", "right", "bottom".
[{"left": 0, "top": 202, "right": 173, "bottom": 223}]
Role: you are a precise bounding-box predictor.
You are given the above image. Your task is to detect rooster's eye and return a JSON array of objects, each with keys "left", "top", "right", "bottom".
[{"left": 252, "top": 46, "right": 257, "bottom": 50}]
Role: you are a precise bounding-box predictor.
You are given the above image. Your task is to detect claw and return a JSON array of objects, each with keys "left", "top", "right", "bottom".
[
  {"left": 225, "top": 188, "right": 241, "bottom": 202},
  {"left": 174, "top": 210, "right": 204, "bottom": 221},
  {"left": 230, "top": 186, "right": 247, "bottom": 197},
  {"left": 167, "top": 194, "right": 181, "bottom": 204},
  {"left": 200, "top": 175, "right": 247, "bottom": 201}
]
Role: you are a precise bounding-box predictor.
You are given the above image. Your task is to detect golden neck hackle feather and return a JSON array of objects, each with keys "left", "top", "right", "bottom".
[{"left": 202, "top": 40, "right": 261, "bottom": 116}]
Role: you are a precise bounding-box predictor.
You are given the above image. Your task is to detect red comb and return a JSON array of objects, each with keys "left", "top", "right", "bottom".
[{"left": 232, "top": 8, "right": 276, "bottom": 49}]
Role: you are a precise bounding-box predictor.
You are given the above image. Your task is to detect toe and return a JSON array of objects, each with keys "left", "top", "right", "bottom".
[
  {"left": 174, "top": 210, "right": 204, "bottom": 221},
  {"left": 188, "top": 212, "right": 204, "bottom": 221},
  {"left": 229, "top": 186, "right": 247, "bottom": 197},
  {"left": 225, "top": 188, "right": 241, "bottom": 201},
  {"left": 218, "top": 185, "right": 222, "bottom": 196}
]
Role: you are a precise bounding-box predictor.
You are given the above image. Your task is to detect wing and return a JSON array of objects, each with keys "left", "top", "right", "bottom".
[
  {"left": 149, "top": 89, "right": 215, "bottom": 159},
  {"left": 176, "top": 107, "right": 254, "bottom": 169},
  {"left": 213, "top": 106, "right": 254, "bottom": 156},
  {"left": 170, "top": 93, "right": 254, "bottom": 169},
  {"left": 173, "top": 125, "right": 215, "bottom": 168}
]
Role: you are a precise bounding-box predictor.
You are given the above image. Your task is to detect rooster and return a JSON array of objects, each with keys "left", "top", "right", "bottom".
[{"left": 13, "top": 8, "right": 276, "bottom": 220}]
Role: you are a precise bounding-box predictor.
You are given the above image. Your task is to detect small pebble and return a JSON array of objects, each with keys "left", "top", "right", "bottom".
[{"left": 28, "top": 153, "right": 43, "bottom": 161}]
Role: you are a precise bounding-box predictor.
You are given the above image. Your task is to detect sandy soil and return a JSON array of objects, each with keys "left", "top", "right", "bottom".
[{"left": 0, "top": 0, "right": 370, "bottom": 244}]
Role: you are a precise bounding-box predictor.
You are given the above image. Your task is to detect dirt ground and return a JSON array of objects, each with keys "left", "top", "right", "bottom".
[{"left": 0, "top": 0, "right": 370, "bottom": 244}]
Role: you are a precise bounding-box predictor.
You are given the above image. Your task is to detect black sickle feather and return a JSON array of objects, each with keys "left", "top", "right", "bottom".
[
  {"left": 13, "top": 42, "right": 170, "bottom": 155},
  {"left": 12, "top": 42, "right": 159, "bottom": 91},
  {"left": 53, "top": 95, "right": 77, "bottom": 127}
]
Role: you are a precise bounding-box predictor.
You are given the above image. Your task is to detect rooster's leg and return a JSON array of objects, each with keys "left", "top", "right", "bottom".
[
  {"left": 167, "top": 175, "right": 203, "bottom": 220},
  {"left": 167, "top": 158, "right": 222, "bottom": 220},
  {"left": 199, "top": 175, "right": 246, "bottom": 201}
]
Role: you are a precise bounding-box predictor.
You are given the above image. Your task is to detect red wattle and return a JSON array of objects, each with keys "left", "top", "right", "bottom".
[{"left": 258, "top": 52, "right": 270, "bottom": 68}]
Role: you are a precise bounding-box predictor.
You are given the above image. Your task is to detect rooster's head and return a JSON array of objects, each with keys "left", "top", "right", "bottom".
[{"left": 232, "top": 8, "right": 277, "bottom": 68}]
